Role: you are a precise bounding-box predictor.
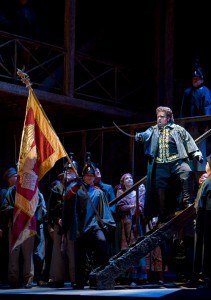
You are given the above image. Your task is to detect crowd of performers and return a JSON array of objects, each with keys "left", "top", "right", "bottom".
[{"left": 0, "top": 106, "right": 211, "bottom": 289}]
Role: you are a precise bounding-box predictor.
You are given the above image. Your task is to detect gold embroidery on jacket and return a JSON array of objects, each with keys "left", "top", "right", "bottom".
[{"left": 155, "top": 127, "right": 179, "bottom": 163}]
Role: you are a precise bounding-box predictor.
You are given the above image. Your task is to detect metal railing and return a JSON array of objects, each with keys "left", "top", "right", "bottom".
[
  {"left": 0, "top": 31, "right": 149, "bottom": 109},
  {"left": 0, "top": 31, "right": 65, "bottom": 93}
]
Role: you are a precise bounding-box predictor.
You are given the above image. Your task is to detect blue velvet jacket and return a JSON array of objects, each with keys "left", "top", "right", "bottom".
[{"left": 136, "top": 122, "right": 201, "bottom": 219}]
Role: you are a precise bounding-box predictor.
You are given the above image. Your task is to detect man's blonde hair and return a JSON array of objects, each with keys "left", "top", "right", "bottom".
[{"left": 156, "top": 106, "right": 174, "bottom": 122}]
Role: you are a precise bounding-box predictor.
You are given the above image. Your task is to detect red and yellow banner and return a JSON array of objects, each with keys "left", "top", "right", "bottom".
[{"left": 11, "top": 88, "right": 67, "bottom": 250}]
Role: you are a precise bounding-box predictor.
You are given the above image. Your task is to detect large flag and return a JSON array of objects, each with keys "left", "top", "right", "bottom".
[{"left": 11, "top": 87, "right": 67, "bottom": 250}]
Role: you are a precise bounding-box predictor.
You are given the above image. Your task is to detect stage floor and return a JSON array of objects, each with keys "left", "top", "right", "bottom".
[{"left": 0, "top": 282, "right": 210, "bottom": 300}]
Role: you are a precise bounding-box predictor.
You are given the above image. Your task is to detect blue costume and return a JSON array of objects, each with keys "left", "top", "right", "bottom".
[
  {"left": 135, "top": 107, "right": 202, "bottom": 222},
  {"left": 180, "top": 66, "right": 211, "bottom": 171},
  {"left": 65, "top": 161, "right": 116, "bottom": 289}
]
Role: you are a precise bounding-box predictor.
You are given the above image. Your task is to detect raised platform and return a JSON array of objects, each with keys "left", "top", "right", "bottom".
[{"left": 0, "top": 282, "right": 210, "bottom": 300}]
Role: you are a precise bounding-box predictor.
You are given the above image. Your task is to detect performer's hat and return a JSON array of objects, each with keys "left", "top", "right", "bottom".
[
  {"left": 193, "top": 60, "right": 204, "bottom": 79},
  {"left": 3, "top": 167, "right": 17, "bottom": 180},
  {"left": 193, "top": 67, "right": 204, "bottom": 79},
  {"left": 58, "top": 152, "right": 79, "bottom": 180},
  {"left": 64, "top": 152, "right": 79, "bottom": 172},
  {"left": 65, "top": 161, "right": 79, "bottom": 172},
  {"left": 82, "top": 162, "right": 96, "bottom": 176},
  {"left": 82, "top": 152, "right": 96, "bottom": 176}
]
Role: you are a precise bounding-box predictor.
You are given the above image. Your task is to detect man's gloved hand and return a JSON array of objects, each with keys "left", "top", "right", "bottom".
[
  {"left": 135, "top": 133, "right": 143, "bottom": 142},
  {"left": 193, "top": 151, "right": 204, "bottom": 164}
]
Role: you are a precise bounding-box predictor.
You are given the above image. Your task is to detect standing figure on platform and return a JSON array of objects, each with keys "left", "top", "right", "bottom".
[
  {"left": 116, "top": 173, "right": 147, "bottom": 285},
  {"left": 180, "top": 61, "right": 211, "bottom": 173},
  {"left": 135, "top": 106, "right": 203, "bottom": 224}
]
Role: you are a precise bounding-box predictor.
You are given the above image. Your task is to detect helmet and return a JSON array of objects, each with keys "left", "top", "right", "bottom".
[
  {"left": 3, "top": 167, "right": 17, "bottom": 180},
  {"left": 65, "top": 161, "right": 79, "bottom": 172},
  {"left": 82, "top": 152, "right": 96, "bottom": 176},
  {"left": 192, "top": 60, "right": 204, "bottom": 79},
  {"left": 64, "top": 152, "right": 79, "bottom": 172},
  {"left": 193, "top": 67, "right": 204, "bottom": 79},
  {"left": 82, "top": 162, "right": 96, "bottom": 176}
]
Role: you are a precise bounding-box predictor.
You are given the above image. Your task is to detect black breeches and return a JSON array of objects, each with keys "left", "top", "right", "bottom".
[
  {"left": 154, "top": 160, "right": 195, "bottom": 221},
  {"left": 74, "top": 228, "right": 108, "bottom": 285}
]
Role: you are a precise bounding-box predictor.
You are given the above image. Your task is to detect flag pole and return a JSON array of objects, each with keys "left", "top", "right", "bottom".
[{"left": 16, "top": 68, "right": 79, "bottom": 177}]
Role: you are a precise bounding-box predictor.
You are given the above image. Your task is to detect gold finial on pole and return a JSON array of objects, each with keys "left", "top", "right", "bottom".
[{"left": 17, "top": 67, "right": 32, "bottom": 88}]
